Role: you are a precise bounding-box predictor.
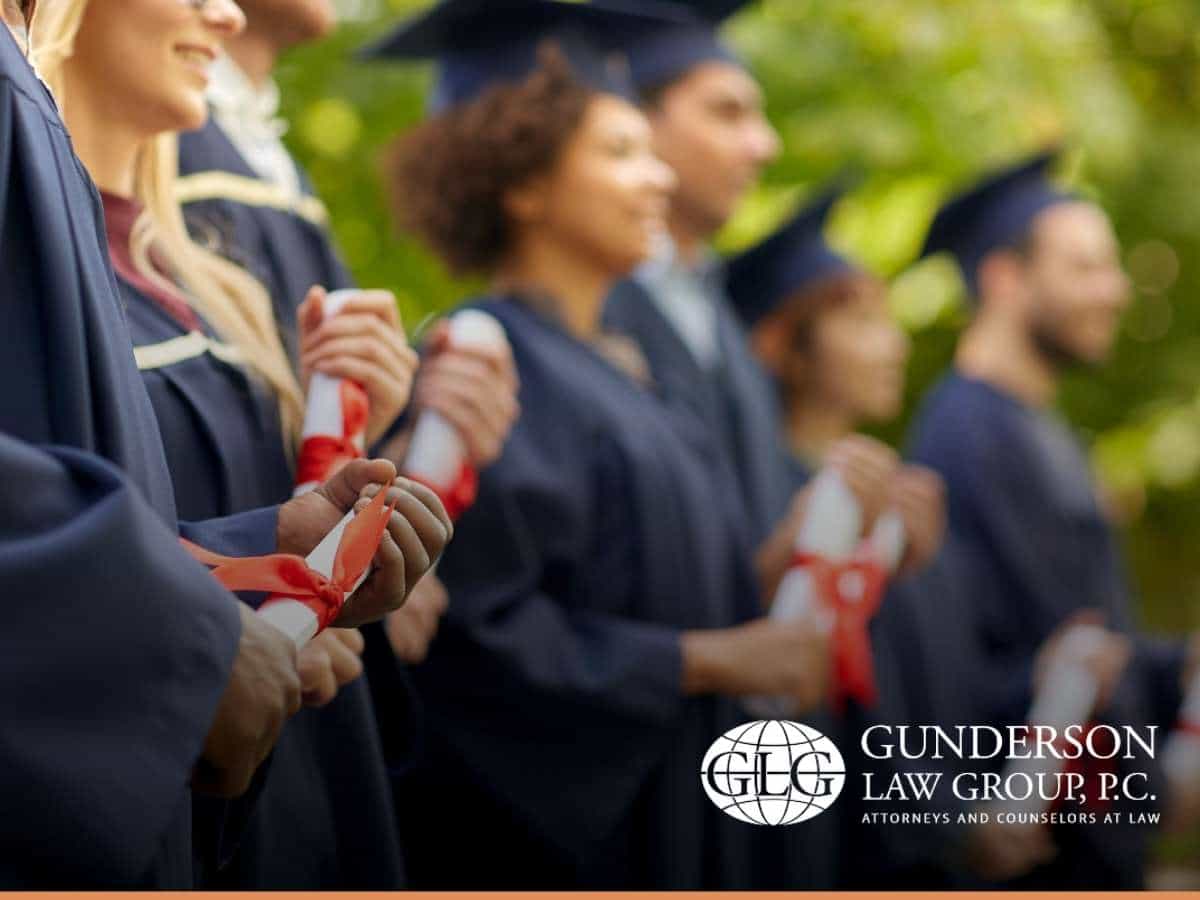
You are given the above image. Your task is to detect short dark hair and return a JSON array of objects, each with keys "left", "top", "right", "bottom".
[{"left": 387, "top": 46, "right": 592, "bottom": 276}]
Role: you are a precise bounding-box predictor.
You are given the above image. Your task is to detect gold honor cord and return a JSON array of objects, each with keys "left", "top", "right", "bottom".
[
  {"left": 133, "top": 331, "right": 244, "bottom": 371},
  {"left": 175, "top": 171, "right": 331, "bottom": 228}
]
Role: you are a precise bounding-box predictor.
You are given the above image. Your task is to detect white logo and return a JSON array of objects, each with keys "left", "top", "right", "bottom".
[{"left": 701, "top": 720, "right": 846, "bottom": 825}]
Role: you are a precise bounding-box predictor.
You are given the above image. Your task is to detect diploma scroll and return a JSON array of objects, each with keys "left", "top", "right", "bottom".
[
  {"left": 294, "top": 289, "right": 369, "bottom": 496},
  {"left": 403, "top": 310, "right": 507, "bottom": 520},
  {"left": 998, "top": 624, "right": 1106, "bottom": 815},
  {"left": 186, "top": 488, "right": 395, "bottom": 651},
  {"left": 256, "top": 509, "right": 369, "bottom": 649},
  {"left": 746, "top": 470, "right": 866, "bottom": 718},
  {"left": 1162, "top": 669, "right": 1200, "bottom": 810}
]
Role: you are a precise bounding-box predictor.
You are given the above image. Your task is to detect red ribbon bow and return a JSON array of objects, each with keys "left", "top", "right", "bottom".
[
  {"left": 791, "top": 549, "right": 889, "bottom": 712},
  {"left": 183, "top": 487, "right": 396, "bottom": 633},
  {"left": 296, "top": 379, "right": 369, "bottom": 486},
  {"left": 405, "top": 460, "right": 479, "bottom": 522}
]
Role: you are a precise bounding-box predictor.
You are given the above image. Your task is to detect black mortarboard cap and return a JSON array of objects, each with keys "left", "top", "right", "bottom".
[
  {"left": 358, "top": 0, "right": 691, "bottom": 112},
  {"left": 620, "top": 0, "right": 752, "bottom": 93},
  {"left": 725, "top": 184, "right": 854, "bottom": 327},
  {"left": 921, "top": 150, "right": 1074, "bottom": 298}
]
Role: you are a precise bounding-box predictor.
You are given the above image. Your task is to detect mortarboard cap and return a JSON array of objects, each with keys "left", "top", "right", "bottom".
[
  {"left": 725, "top": 185, "right": 855, "bottom": 328},
  {"left": 921, "top": 149, "right": 1074, "bottom": 298},
  {"left": 621, "top": 0, "right": 752, "bottom": 93},
  {"left": 357, "top": 0, "right": 691, "bottom": 113}
]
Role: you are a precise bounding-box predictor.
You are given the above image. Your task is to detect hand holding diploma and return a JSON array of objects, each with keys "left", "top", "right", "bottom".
[
  {"left": 299, "top": 286, "right": 420, "bottom": 450},
  {"left": 385, "top": 573, "right": 450, "bottom": 664},
  {"left": 756, "top": 434, "right": 898, "bottom": 599},
  {"left": 1162, "top": 633, "right": 1200, "bottom": 829},
  {"left": 888, "top": 464, "right": 946, "bottom": 576},
  {"left": 401, "top": 310, "right": 516, "bottom": 520},
  {"left": 409, "top": 311, "right": 520, "bottom": 470},
  {"left": 999, "top": 613, "right": 1131, "bottom": 816},
  {"left": 273, "top": 457, "right": 453, "bottom": 630},
  {"left": 298, "top": 628, "right": 366, "bottom": 708},
  {"left": 193, "top": 604, "right": 302, "bottom": 798}
]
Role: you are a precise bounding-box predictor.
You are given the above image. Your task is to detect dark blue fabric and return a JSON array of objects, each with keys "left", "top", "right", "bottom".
[
  {"left": 0, "top": 30, "right": 241, "bottom": 887},
  {"left": 908, "top": 370, "right": 1177, "bottom": 888},
  {"left": 921, "top": 150, "right": 1071, "bottom": 298},
  {"left": 177, "top": 107, "right": 423, "bottom": 794},
  {"left": 604, "top": 276, "right": 793, "bottom": 548},
  {"left": 356, "top": 0, "right": 692, "bottom": 111},
  {"left": 621, "top": 0, "right": 748, "bottom": 91},
  {"left": 397, "top": 297, "right": 772, "bottom": 888},
  {"left": 121, "top": 257, "right": 408, "bottom": 888},
  {"left": 725, "top": 185, "right": 853, "bottom": 328},
  {"left": 178, "top": 119, "right": 353, "bottom": 365}
]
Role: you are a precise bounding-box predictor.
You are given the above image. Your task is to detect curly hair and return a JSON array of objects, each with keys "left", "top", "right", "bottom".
[{"left": 389, "top": 47, "right": 593, "bottom": 276}]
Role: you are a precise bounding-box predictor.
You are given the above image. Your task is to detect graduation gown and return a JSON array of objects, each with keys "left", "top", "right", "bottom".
[
  {"left": 108, "top": 194, "right": 407, "bottom": 889},
  {"left": 0, "top": 29, "right": 244, "bottom": 888},
  {"left": 396, "top": 297, "right": 768, "bottom": 889},
  {"left": 177, "top": 118, "right": 352, "bottom": 363},
  {"left": 604, "top": 275, "right": 794, "bottom": 549},
  {"left": 908, "top": 369, "right": 1180, "bottom": 889}
]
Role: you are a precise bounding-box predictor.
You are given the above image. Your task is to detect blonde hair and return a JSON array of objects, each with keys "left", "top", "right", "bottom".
[{"left": 34, "top": 0, "right": 304, "bottom": 444}]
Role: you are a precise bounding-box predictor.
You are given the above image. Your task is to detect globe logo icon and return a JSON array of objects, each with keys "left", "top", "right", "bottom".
[{"left": 700, "top": 720, "right": 845, "bottom": 825}]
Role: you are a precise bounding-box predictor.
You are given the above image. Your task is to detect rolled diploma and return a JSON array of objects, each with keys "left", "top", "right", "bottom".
[
  {"left": 745, "top": 469, "right": 863, "bottom": 719},
  {"left": 998, "top": 624, "right": 1105, "bottom": 815},
  {"left": 1162, "top": 670, "right": 1200, "bottom": 799},
  {"left": 404, "top": 310, "right": 507, "bottom": 489},
  {"left": 294, "top": 289, "right": 365, "bottom": 496},
  {"left": 256, "top": 508, "right": 374, "bottom": 649}
]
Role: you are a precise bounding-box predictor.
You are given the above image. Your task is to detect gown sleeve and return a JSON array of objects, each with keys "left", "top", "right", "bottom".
[
  {"left": 0, "top": 435, "right": 241, "bottom": 886},
  {"left": 437, "top": 425, "right": 685, "bottom": 724}
]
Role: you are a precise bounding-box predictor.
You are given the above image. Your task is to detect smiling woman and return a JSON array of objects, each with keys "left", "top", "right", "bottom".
[{"left": 31, "top": 0, "right": 305, "bottom": 439}]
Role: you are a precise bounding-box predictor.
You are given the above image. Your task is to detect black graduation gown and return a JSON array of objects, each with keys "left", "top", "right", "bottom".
[
  {"left": 908, "top": 369, "right": 1180, "bottom": 889},
  {"left": 177, "top": 118, "right": 352, "bottom": 363},
  {"left": 604, "top": 275, "right": 794, "bottom": 548},
  {"left": 396, "top": 297, "right": 768, "bottom": 889},
  {"left": 119, "top": 272, "right": 408, "bottom": 889},
  {"left": 0, "top": 30, "right": 243, "bottom": 888}
]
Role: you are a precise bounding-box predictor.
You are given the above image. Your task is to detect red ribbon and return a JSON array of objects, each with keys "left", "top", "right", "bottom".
[
  {"left": 295, "top": 379, "right": 370, "bottom": 486},
  {"left": 405, "top": 460, "right": 479, "bottom": 522},
  {"left": 791, "top": 549, "right": 888, "bottom": 712},
  {"left": 1176, "top": 719, "right": 1200, "bottom": 740},
  {"left": 182, "top": 487, "right": 396, "bottom": 632}
]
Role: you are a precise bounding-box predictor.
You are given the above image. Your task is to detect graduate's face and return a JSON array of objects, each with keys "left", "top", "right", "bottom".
[
  {"left": 513, "top": 94, "right": 675, "bottom": 276},
  {"left": 782, "top": 278, "right": 909, "bottom": 424},
  {"left": 1023, "top": 203, "right": 1131, "bottom": 365},
  {"left": 236, "top": 0, "right": 335, "bottom": 47},
  {"left": 71, "top": 0, "right": 244, "bottom": 136},
  {"left": 647, "top": 62, "right": 779, "bottom": 239}
]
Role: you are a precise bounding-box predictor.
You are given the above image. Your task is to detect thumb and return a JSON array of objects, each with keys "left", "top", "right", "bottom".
[
  {"left": 424, "top": 318, "right": 452, "bottom": 354},
  {"left": 317, "top": 458, "right": 397, "bottom": 513},
  {"left": 299, "top": 285, "right": 328, "bottom": 335}
]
